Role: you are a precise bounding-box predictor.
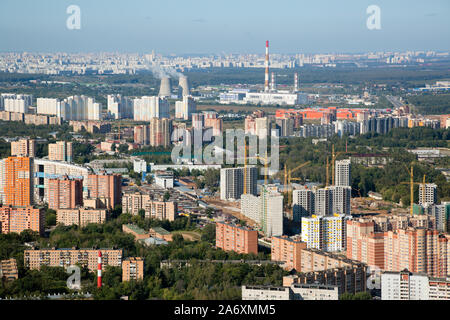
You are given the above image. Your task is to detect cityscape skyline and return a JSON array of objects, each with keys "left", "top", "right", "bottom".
[{"left": 1, "top": 0, "right": 449, "bottom": 54}]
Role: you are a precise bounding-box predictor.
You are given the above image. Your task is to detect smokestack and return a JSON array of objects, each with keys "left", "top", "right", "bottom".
[
  {"left": 159, "top": 77, "right": 172, "bottom": 97},
  {"left": 294, "top": 72, "right": 299, "bottom": 92},
  {"left": 97, "top": 251, "right": 102, "bottom": 288},
  {"left": 178, "top": 75, "right": 190, "bottom": 97},
  {"left": 264, "top": 40, "right": 269, "bottom": 92},
  {"left": 271, "top": 72, "right": 276, "bottom": 91}
]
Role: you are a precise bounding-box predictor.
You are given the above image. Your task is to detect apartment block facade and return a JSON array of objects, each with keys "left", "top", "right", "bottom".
[
  {"left": 122, "top": 257, "right": 144, "bottom": 282},
  {"left": 24, "top": 248, "right": 122, "bottom": 272},
  {"left": 48, "top": 176, "right": 83, "bottom": 210},
  {"left": 0, "top": 205, "right": 45, "bottom": 235},
  {"left": 56, "top": 208, "right": 108, "bottom": 227},
  {"left": 271, "top": 235, "right": 307, "bottom": 271},
  {"left": 215, "top": 221, "right": 258, "bottom": 255},
  {"left": 87, "top": 173, "right": 122, "bottom": 209}
]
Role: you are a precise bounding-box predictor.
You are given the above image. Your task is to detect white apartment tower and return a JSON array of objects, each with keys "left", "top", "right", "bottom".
[
  {"left": 292, "top": 188, "right": 315, "bottom": 222},
  {"left": 419, "top": 183, "right": 437, "bottom": 206},
  {"left": 175, "top": 96, "right": 196, "bottom": 120},
  {"left": 335, "top": 159, "right": 351, "bottom": 187}
]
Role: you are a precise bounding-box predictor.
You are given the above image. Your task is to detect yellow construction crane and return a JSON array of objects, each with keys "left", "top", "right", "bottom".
[
  {"left": 284, "top": 161, "right": 311, "bottom": 206},
  {"left": 243, "top": 142, "right": 269, "bottom": 194},
  {"left": 400, "top": 165, "right": 427, "bottom": 216}
]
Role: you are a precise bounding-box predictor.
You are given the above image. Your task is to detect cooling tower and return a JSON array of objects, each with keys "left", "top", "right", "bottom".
[
  {"left": 178, "top": 75, "right": 190, "bottom": 96},
  {"left": 159, "top": 77, "right": 172, "bottom": 97}
]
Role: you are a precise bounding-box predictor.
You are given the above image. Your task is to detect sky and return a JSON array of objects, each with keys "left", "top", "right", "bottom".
[{"left": 0, "top": 0, "right": 449, "bottom": 54}]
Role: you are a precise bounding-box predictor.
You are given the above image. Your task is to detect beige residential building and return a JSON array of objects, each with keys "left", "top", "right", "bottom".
[
  {"left": 48, "top": 141, "right": 73, "bottom": 162},
  {"left": 11, "top": 139, "right": 35, "bottom": 157},
  {"left": 24, "top": 248, "right": 122, "bottom": 272},
  {"left": 56, "top": 208, "right": 108, "bottom": 227},
  {"left": 122, "top": 191, "right": 177, "bottom": 221},
  {"left": 122, "top": 257, "right": 144, "bottom": 282}
]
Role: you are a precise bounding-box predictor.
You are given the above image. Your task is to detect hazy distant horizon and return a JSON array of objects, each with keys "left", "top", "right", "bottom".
[{"left": 1, "top": 0, "right": 449, "bottom": 54}]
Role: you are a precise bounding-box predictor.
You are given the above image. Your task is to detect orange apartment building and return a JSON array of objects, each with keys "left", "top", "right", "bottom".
[
  {"left": 48, "top": 176, "right": 83, "bottom": 210},
  {"left": 215, "top": 221, "right": 258, "bottom": 255},
  {"left": 4, "top": 156, "right": 33, "bottom": 207},
  {"left": 122, "top": 257, "right": 144, "bottom": 282},
  {"left": 0, "top": 258, "right": 19, "bottom": 281},
  {"left": 346, "top": 219, "right": 385, "bottom": 270},
  {"left": 346, "top": 218, "right": 448, "bottom": 278},
  {"left": 24, "top": 248, "right": 122, "bottom": 272},
  {"left": 87, "top": 173, "right": 122, "bottom": 209},
  {"left": 204, "top": 117, "right": 223, "bottom": 136},
  {"left": 275, "top": 107, "right": 367, "bottom": 122},
  {"left": 56, "top": 208, "right": 108, "bottom": 227},
  {"left": 271, "top": 235, "right": 307, "bottom": 272},
  {"left": 0, "top": 206, "right": 45, "bottom": 235}
]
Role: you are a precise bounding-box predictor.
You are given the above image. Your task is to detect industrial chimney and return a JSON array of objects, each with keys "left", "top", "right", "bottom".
[
  {"left": 97, "top": 250, "right": 102, "bottom": 288},
  {"left": 178, "top": 75, "right": 190, "bottom": 97},
  {"left": 159, "top": 77, "right": 172, "bottom": 97},
  {"left": 264, "top": 40, "right": 270, "bottom": 92}
]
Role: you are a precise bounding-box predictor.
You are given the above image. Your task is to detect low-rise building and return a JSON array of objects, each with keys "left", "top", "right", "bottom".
[
  {"left": 122, "top": 257, "right": 144, "bottom": 282},
  {"left": 56, "top": 208, "right": 108, "bottom": 227},
  {"left": 122, "top": 224, "right": 150, "bottom": 241},
  {"left": 0, "top": 258, "right": 19, "bottom": 281}
]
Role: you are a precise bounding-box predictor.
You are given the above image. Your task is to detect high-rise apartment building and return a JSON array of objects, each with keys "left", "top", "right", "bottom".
[
  {"left": 315, "top": 188, "right": 333, "bottom": 216},
  {"left": 149, "top": 118, "right": 172, "bottom": 147},
  {"left": 241, "top": 188, "right": 284, "bottom": 237},
  {"left": 301, "top": 214, "right": 351, "bottom": 252},
  {"left": 215, "top": 221, "right": 258, "bottom": 255},
  {"left": 87, "top": 173, "right": 122, "bottom": 209},
  {"left": 1, "top": 94, "right": 32, "bottom": 113},
  {"left": 0, "top": 206, "right": 45, "bottom": 235},
  {"left": 220, "top": 167, "right": 257, "bottom": 200},
  {"left": 204, "top": 117, "right": 223, "bottom": 137},
  {"left": 132, "top": 96, "right": 169, "bottom": 121},
  {"left": 335, "top": 159, "right": 351, "bottom": 187},
  {"left": 191, "top": 113, "right": 204, "bottom": 131},
  {"left": 11, "top": 139, "right": 35, "bottom": 157},
  {"left": 330, "top": 186, "right": 351, "bottom": 215},
  {"left": 134, "top": 125, "right": 150, "bottom": 145},
  {"left": 107, "top": 94, "right": 133, "bottom": 119},
  {"left": 38, "top": 96, "right": 102, "bottom": 121},
  {"left": 4, "top": 156, "right": 33, "bottom": 207},
  {"left": 271, "top": 235, "right": 307, "bottom": 271},
  {"left": 293, "top": 188, "right": 315, "bottom": 221},
  {"left": 48, "top": 141, "right": 73, "bottom": 162},
  {"left": 48, "top": 176, "right": 83, "bottom": 210},
  {"left": 419, "top": 183, "right": 437, "bottom": 206},
  {"left": 24, "top": 248, "right": 122, "bottom": 272},
  {"left": 175, "top": 96, "right": 196, "bottom": 120},
  {"left": 122, "top": 257, "right": 145, "bottom": 282}
]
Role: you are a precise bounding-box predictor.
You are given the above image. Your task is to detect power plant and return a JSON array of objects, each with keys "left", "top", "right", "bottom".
[{"left": 158, "top": 77, "right": 172, "bottom": 97}]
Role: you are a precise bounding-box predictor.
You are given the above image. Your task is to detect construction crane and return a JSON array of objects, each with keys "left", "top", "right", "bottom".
[
  {"left": 243, "top": 142, "right": 269, "bottom": 194},
  {"left": 400, "top": 164, "right": 427, "bottom": 216},
  {"left": 284, "top": 161, "right": 311, "bottom": 206}
]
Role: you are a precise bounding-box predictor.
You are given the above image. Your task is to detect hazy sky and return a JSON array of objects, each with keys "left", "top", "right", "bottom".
[{"left": 1, "top": 0, "right": 449, "bottom": 54}]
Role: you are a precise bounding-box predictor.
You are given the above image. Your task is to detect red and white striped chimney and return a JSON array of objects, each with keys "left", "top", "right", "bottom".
[
  {"left": 264, "top": 40, "right": 269, "bottom": 92},
  {"left": 97, "top": 250, "right": 102, "bottom": 288}
]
